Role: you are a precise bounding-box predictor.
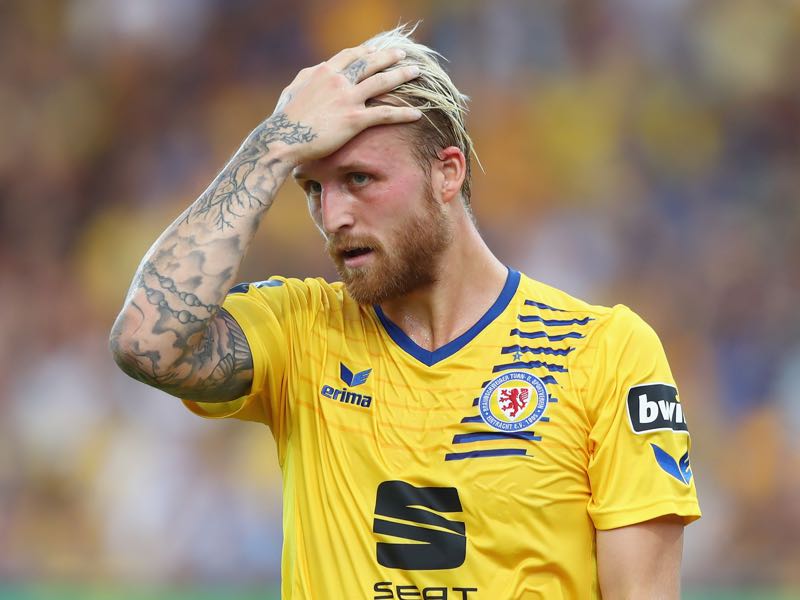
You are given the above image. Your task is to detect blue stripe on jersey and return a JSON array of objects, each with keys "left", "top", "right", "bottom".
[
  {"left": 510, "top": 328, "right": 584, "bottom": 341},
  {"left": 228, "top": 282, "right": 251, "bottom": 294},
  {"left": 228, "top": 279, "right": 284, "bottom": 294},
  {"left": 501, "top": 345, "right": 575, "bottom": 356},
  {"left": 461, "top": 415, "right": 485, "bottom": 423},
  {"left": 524, "top": 299, "right": 565, "bottom": 312},
  {"left": 492, "top": 363, "right": 565, "bottom": 376},
  {"left": 517, "top": 315, "right": 593, "bottom": 326},
  {"left": 445, "top": 449, "right": 528, "bottom": 461},
  {"left": 374, "top": 268, "right": 521, "bottom": 367},
  {"left": 453, "top": 432, "right": 541, "bottom": 444}
]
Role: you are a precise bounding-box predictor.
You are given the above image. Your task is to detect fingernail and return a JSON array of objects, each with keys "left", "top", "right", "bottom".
[
  {"left": 409, "top": 65, "right": 420, "bottom": 77},
  {"left": 397, "top": 49, "right": 407, "bottom": 59}
]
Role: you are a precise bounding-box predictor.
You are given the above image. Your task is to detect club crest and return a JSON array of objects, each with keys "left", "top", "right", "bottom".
[{"left": 478, "top": 371, "right": 549, "bottom": 432}]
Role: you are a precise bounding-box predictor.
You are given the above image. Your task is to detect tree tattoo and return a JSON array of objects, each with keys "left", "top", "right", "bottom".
[{"left": 185, "top": 113, "right": 316, "bottom": 230}]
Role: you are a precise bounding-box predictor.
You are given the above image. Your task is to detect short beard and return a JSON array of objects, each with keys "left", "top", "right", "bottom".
[{"left": 327, "top": 189, "right": 452, "bottom": 305}]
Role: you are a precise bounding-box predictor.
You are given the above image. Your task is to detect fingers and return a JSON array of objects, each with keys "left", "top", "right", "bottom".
[
  {"left": 273, "top": 44, "right": 422, "bottom": 159},
  {"left": 345, "top": 48, "right": 407, "bottom": 84},
  {"left": 326, "top": 45, "right": 376, "bottom": 73},
  {"left": 329, "top": 46, "right": 408, "bottom": 85},
  {"left": 356, "top": 65, "right": 420, "bottom": 100},
  {"left": 358, "top": 104, "right": 423, "bottom": 129}
]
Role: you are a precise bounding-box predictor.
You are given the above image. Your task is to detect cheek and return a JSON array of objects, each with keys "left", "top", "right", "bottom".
[
  {"left": 372, "top": 173, "right": 428, "bottom": 214},
  {"left": 393, "top": 170, "right": 426, "bottom": 195}
]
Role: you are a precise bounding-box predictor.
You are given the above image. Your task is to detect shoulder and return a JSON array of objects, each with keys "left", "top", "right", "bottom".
[
  {"left": 228, "top": 275, "right": 344, "bottom": 296},
  {"left": 225, "top": 276, "right": 366, "bottom": 324},
  {"left": 227, "top": 276, "right": 347, "bottom": 304},
  {"left": 514, "top": 271, "right": 661, "bottom": 350},
  {"left": 515, "top": 271, "right": 615, "bottom": 320}
]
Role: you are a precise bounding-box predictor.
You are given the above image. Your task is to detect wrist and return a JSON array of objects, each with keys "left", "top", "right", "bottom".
[{"left": 248, "top": 112, "right": 316, "bottom": 168}]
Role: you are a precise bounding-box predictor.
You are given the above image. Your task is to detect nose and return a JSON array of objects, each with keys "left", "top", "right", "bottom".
[{"left": 320, "top": 186, "right": 355, "bottom": 235}]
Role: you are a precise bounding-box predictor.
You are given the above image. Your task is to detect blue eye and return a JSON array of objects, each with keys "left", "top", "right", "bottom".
[
  {"left": 349, "top": 173, "right": 371, "bottom": 186},
  {"left": 306, "top": 181, "right": 322, "bottom": 195}
]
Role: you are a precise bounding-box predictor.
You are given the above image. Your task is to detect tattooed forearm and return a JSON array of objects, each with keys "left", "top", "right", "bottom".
[
  {"left": 111, "top": 304, "right": 253, "bottom": 401},
  {"left": 110, "top": 221, "right": 256, "bottom": 401},
  {"left": 141, "top": 261, "right": 216, "bottom": 324},
  {"left": 185, "top": 113, "right": 316, "bottom": 230},
  {"left": 112, "top": 111, "right": 310, "bottom": 401},
  {"left": 111, "top": 255, "right": 253, "bottom": 401}
]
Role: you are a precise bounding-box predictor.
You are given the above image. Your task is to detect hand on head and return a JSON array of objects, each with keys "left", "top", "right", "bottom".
[{"left": 270, "top": 46, "right": 422, "bottom": 166}]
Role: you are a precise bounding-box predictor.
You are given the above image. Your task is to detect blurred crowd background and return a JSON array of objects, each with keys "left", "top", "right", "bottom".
[{"left": 1, "top": 0, "right": 799, "bottom": 597}]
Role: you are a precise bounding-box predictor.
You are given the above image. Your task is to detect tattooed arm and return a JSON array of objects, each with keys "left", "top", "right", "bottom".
[{"left": 110, "top": 45, "right": 421, "bottom": 402}]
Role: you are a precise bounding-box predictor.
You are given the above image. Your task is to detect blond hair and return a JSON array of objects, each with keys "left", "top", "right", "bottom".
[{"left": 363, "top": 24, "right": 478, "bottom": 206}]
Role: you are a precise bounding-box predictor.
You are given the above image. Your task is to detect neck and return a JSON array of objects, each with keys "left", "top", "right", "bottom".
[{"left": 378, "top": 219, "right": 508, "bottom": 351}]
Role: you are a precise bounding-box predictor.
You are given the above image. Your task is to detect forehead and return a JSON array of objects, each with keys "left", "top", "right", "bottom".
[{"left": 293, "top": 124, "right": 418, "bottom": 179}]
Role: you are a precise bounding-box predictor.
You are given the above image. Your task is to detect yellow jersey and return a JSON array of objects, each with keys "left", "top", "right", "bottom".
[{"left": 185, "top": 269, "right": 701, "bottom": 599}]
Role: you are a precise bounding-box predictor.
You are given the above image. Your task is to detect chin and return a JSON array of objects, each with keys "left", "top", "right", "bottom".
[
  {"left": 341, "top": 273, "right": 387, "bottom": 305},
  {"left": 343, "top": 266, "right": 437, "bottom": 306}
]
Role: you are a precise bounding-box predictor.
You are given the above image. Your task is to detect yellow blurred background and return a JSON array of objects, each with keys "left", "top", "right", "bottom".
[{"left": 1, "top": 0, "right": 799, "bottom": 597}]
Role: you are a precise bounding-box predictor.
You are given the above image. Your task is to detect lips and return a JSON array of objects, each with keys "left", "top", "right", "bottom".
[
  {"left": 328, "top": 235, "right": 381, "bottom": 268},
  {"left": 342, "top": 247, "right": 373, "bottom": 259},
  {"left": 339, "top": 246, "right": 375, "bottom": 268}
]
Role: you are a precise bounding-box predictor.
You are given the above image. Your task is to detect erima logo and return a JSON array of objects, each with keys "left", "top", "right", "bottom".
[
  {"left": 627, "top": 383, "right": 688, "bottom": 434},
  {"left": 652, "top": 444, "right": 693, "bottom": 485},
  {"left": 340, "top": 363, "right": 371, "bottom": 387},
  {"left": 320, "top": 363, "right": 373, "bottom": 408}
]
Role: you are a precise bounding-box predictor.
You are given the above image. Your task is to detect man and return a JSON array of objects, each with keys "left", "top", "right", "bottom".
[{"left": 111, "top": 25, "right": 700, "bottom": 599}]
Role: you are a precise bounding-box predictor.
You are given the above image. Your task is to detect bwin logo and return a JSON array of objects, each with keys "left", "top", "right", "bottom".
[
  {"left": 627, "top": 383, "right": 689, "bottom": 434},
  {"left": 320, "top": 363, "right": 373, "bottom": 408}
]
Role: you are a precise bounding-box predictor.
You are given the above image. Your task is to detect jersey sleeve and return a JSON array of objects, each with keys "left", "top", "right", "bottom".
[
  {"left": 182, "top": 277, "right": 315, "bottom": 439},
  {"left": 584, "top": 305, "right": 701, "bottom": 530}
]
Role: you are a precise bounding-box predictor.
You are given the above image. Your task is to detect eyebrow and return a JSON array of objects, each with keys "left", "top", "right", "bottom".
[{"left": 292, "top": 162, "right": 379, "bottom": 182}]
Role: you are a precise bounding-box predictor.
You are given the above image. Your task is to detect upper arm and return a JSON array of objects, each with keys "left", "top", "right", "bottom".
[
  {"left": 584, "top": 306, "right": 701, "bottom": 529},
  {"left": 182, "top": 308, "right": 254, "bottom": 402},
  {"left": 582, "top": 308, "right": 699, "bottom": 596},
  {"left": 110, "top": 305, "right": 253, "bottom": 403},
  {"left": 596, "top": 514, "right": 685, "bottom": 600}
]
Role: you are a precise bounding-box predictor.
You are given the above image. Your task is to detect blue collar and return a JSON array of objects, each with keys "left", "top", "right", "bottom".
[{"left": 373, "top": 267, "right": 521, "bottom": 367}]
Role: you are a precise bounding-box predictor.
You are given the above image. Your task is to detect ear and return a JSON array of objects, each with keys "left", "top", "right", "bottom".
[{"left": 432, "top": 146, "right": 466, "bottom": 205}]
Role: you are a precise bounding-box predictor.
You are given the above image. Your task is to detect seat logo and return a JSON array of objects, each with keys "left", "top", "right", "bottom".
[{"left": 373, "top": 480, "right": 466, "bottom": 570}]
